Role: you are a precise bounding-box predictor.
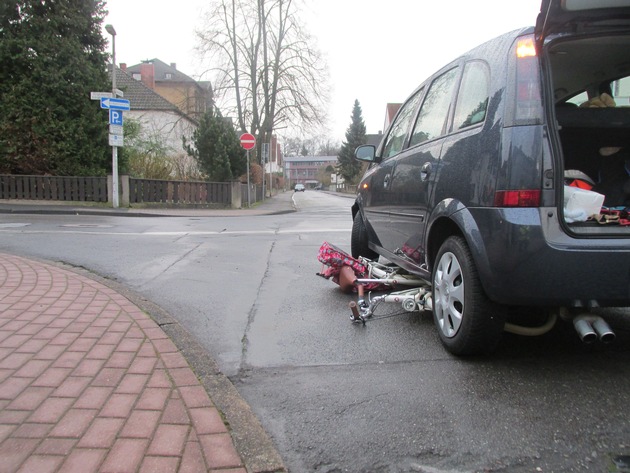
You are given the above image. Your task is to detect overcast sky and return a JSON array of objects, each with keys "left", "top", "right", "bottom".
[{"left": 103, "top": 0, "right": 542, "bottom": 143}]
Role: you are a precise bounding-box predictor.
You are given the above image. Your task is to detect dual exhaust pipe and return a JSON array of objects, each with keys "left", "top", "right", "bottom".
[{"left": 573, "top": 315, "right": 615, "bottom": 344}]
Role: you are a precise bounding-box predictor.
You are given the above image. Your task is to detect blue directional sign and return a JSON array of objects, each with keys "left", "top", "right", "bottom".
[
  {"left": 100, "top": 97, "right": 130, "bottom": 111},
  {"left": 109, "top": 110, "right": 124, "bottom": 126}
]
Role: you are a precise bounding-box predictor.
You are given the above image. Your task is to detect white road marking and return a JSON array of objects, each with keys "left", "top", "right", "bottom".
[{"left": 0, "top": 228, "right": 350, "bottom": 236}]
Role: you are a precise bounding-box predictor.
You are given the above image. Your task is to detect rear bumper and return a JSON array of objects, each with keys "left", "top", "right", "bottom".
[{"left": 465, "top": 207, "right": 630, "bottom": 307}]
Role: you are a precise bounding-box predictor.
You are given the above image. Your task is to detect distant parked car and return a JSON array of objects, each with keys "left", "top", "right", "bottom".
[{"left": 294, "top": 184, "right": 305, "bottom": 192}]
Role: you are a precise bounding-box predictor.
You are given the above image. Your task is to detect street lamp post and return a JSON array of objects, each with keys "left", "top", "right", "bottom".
[{"left": 105, "top": 24, "right": 119, "bottom": 208}]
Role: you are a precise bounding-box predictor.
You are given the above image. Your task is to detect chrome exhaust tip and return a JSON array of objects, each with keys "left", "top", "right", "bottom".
[
  {"left": 573, "top": 317, "right": 597, "bottom": 343},
  {"left": 591, "top": 317, "right": 616, "bottom": 343},
  {"left": 573, "top": 315, "right": 615, "bottom": 344}
]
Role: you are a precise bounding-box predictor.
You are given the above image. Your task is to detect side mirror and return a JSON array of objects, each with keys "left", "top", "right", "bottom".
[{"left": 355, "top": 145, "right": 376, "bottom": 162}]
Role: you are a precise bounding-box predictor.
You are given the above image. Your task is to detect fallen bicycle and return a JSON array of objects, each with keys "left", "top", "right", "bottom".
[
  {"left": 316, "top": 241, "right": 432, "bottom": 324},
  {"left": 316, "top": 242, "right": 606, "bottom": 347}
]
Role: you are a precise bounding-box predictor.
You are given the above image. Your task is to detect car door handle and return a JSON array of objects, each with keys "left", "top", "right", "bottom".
[
  {"left": 420, "top": 162, "right": 432, "bottom": 181},
  {"left": 383, "top": 173, "right": 391, "bottom": 189}
]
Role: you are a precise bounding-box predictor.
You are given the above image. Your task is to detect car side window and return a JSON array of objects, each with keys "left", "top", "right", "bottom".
[
  {"left": 566, "top": 91, "right": 588, "bottom": 106},
  {"left": 381, "top": 89, "right": 423, "bottom": 159},
  {"left": 409, "top": 67, "right": 459, "bottom": 147},
  {"left": 565, "top": 75, "right": 630, "bottom": 107},
  {"left": 610, "top": 76, "right": 630, "bottom": 106},
  {"left": 453, "top": 61, "right": 490, "bottom": 129}
]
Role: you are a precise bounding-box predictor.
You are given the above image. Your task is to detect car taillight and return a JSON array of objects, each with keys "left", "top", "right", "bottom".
[
  {"left": 516, "top": 37, "right": 536, "bottom": 59},
  {"left": 514, "top": 35, "right": 543, "bottom": 123},
  {"left": 494, "top": 190, "right": 541, "bottom": 207}
]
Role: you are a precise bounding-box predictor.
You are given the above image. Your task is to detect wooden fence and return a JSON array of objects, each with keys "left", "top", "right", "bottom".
[
  {"left": 0, "top": 175, "right": 259, "bottom": 208},
  {"left": 0, "top": 175, "right": 108, "bottom": 202},
  {"left": 129, "top": 178, "right": 232, "bottom": 206}
]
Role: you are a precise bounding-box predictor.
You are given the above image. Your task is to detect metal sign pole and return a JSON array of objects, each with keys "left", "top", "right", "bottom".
[
  {"left": 107, "top": 25, "right": 119, "bottom": 208},
  {"left": 112, "top": 146, "right": 119, "bottom": 207},
  {"left": 247, "top": 149, "right": 251, "bottom": 207},
  {"left": 262, "top": 179, "right": 265, "bottom": 202},
  {"left": 268, "top": 138, "right": 273, "bottom": 196}
]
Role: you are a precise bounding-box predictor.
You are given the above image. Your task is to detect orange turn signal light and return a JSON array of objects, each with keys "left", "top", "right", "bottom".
[{"left": 516, "top": 37, "right": 536, "bottom": 58}]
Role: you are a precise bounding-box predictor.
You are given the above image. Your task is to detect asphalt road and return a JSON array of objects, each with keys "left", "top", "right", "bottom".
[{"left": 1, "top": 191, "right": 630, "bottom": 473}]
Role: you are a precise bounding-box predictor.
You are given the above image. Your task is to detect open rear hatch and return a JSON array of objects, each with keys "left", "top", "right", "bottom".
[
  {"left": 536, "top": 0, "right": 630, "bottom": 43},
  {"left": 538, "top": 0, "right": 630, "bottom": 234}
]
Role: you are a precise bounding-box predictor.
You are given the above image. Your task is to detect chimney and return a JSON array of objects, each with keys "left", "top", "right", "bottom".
[
  {"left": 170, "top": 63, "right": 177, "bottom": 70},
  {"left": 120, "top": 63, "right": 127, "bottom": 72},
  {"left": 140, "top": 62, "right": 155, "bottom": 89}
]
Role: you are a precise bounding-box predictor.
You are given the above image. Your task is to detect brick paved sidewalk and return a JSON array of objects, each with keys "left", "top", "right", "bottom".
[{"left": 0, "top": 253, "right": 246, "bottom": 473}]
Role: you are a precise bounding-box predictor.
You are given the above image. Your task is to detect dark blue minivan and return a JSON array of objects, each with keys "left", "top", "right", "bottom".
[{"left": 352, "top": 0, "right": 630, "bottom": 355}]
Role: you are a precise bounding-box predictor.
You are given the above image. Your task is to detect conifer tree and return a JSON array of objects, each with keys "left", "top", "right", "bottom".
[
  {"left": 183, "top": 107, "right": 246, "bottom": 182},
  {"left": 337, "top": 99, "right": 367, "bottom": 182},
  {"left": 0, "top": 0, "right": 110, "bottom": 175}
]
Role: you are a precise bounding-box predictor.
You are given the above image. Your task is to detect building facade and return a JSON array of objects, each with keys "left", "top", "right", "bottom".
[
  {"left": 283, "top": 155, "right": 338, "bottom": 189},
  {"left": 112, "top": 66, "right": 200, "bottom": 178},
  {"left": 124, "top": 59, "right": 212, "bottom": 121}
]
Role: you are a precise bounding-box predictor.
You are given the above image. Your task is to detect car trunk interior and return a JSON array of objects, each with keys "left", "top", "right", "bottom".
[{"left": 548, "top": 34, "right": 630, "bottom": 233}]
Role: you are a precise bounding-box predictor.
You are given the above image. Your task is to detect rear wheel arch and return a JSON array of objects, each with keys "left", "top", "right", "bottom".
[
  {"left": 426, "top": 217, "right": 463, "bottom": 271},
  {"left": 426, "top": 207, "right": 494, "bottom": 296}
]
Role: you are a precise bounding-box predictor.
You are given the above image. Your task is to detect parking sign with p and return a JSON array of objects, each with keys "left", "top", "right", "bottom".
[{"left": 109, "top": 110, "right": 123, "bottom": 126}]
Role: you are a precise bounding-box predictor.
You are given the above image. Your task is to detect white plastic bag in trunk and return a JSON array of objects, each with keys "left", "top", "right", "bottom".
[{"left": 564, "top": 185, "right": 605, "bottom": 222}]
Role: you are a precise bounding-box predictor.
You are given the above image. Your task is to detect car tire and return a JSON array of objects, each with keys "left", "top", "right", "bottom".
[
  {"left": 351, "top": 212, "right": 379, "bottom": 260},
  {"left": 432, "top": 236, "right": 504, "bottom": 355}
]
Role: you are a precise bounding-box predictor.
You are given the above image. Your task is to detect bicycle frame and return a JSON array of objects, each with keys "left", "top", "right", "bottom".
[{"left": 347, "top": 257, "right": 433, "bottom": 324}]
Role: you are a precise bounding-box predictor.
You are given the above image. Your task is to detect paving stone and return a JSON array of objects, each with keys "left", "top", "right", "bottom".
[{"left": 0, "top": 253, "right": 248, "bottom": 473}]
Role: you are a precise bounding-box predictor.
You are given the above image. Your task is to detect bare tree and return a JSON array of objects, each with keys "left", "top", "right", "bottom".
[
  {"left": 196, "top": 0, "right": 329, "bottom": 162},
  {"left": 281, "top": 134, "right": 340, "bottom": 157}
]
